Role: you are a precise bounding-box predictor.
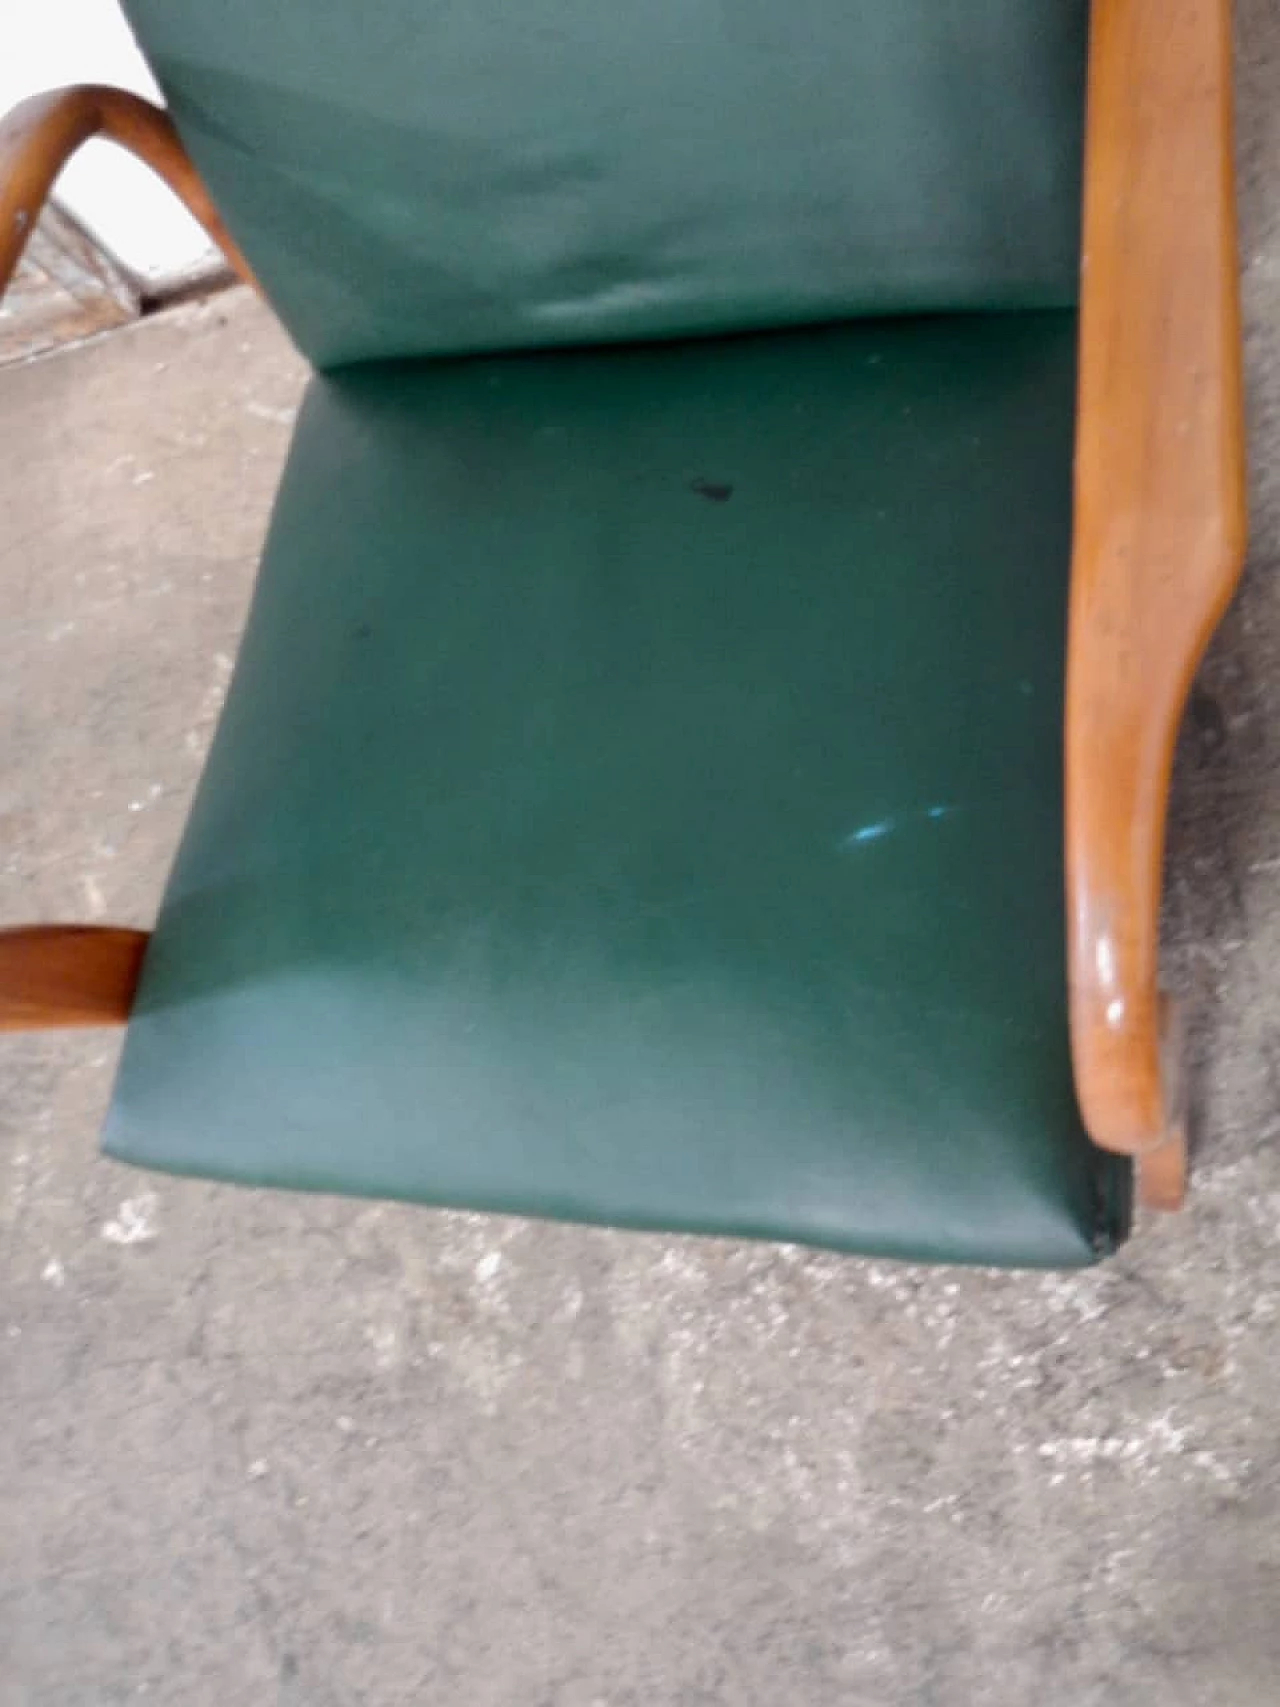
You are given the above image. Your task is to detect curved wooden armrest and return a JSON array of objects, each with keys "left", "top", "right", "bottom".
[
  {"left": 0, "top": 84, "right": 257, "bottom": 297},
  {"left": 1, "top": 88, "right": 252, "bottom": 1031},
  {"left": 0, "top": 927, "right": 150, "bottom": 1029},
  {"left": 1067, "top": 0, "right": 1247, "bottom": 1205}
]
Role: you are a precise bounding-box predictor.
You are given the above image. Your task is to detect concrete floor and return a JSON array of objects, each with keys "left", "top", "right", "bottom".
[{"left": 3, "top": 20, "right": 1280, "bottom": 1703}]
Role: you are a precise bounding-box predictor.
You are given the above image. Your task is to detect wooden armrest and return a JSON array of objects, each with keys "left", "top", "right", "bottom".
[
  {"left": 1067, "top": 0, "right": 1247, "bottom": 1204},
  {"left": 0, "top": 927, "right": 149, "bottom": 1029},
  {"left": 0, "top": 88, "right": 251, "bottom": 1030},
  {"left": 0, "top": 84, "right": 256, "bottom": 297}
]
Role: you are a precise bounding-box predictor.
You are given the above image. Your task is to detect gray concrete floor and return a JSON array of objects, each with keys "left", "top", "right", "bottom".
[{"left": 3, "top": 17, "right": 1280, "bottom": 1702}]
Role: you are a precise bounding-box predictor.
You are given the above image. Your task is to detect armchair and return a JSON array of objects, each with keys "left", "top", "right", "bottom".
[{"left": 0, "top": 0, "right": 1248, "bottom": 1262}]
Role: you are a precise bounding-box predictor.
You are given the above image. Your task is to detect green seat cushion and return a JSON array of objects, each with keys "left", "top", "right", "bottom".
[
  {"left": 105, "top": 313, "right": 1130, "bottom": 1267},
  {"left": 123, "top": 0, "right": 1089, "bottom": 367}
]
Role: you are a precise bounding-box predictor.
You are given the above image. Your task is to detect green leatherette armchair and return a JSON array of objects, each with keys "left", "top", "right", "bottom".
[{"left": 0, "top": 0, "right": 1248, "bottom": 1265}]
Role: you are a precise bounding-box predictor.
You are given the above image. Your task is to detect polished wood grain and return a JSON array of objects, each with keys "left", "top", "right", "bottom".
[
  {"left": 1068, "top": 0, "right": 1247, "bottom": 1207},
  {"left": 0, "top": 84, "right": 257, "bottom": 296},
  {"left": 0, "top": 927, "right": 149, "bottom": 1030}
]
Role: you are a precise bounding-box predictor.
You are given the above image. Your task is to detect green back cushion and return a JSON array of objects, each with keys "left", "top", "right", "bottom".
[
  {"left": 105, "top": 314, "right": 1129, "bottom": 1266},
  {"left": 123, "top": 0, "right": 1089, "bottom": 366}
]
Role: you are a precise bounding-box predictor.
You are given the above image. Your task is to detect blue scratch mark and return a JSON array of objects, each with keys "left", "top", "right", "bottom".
[
  {"left": 841, "top": 804, "right": 956, "bottom": 850},
  {"left": 844, "top": 819, "right": 894, "bottom": 847}
]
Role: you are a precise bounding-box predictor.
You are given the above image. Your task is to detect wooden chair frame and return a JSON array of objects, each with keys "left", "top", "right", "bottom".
[
  {"left": 0, "top": 85, "right": 255, "bottom": 1035},
  {"left": 0, "top": 85, "right": 256, "bottom": 294},
  {"left": 1067, "top": 0, "right": 1246, "bottom": 1208},
  {"left": 0, "top": 1, "right": 1249, "bottom": 1213}
]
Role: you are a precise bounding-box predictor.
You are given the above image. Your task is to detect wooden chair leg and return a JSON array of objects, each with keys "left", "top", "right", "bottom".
[
  {"left": 0, "top": 927, "right": 149, "bottom": 1030},
  {"left": 1138, "top": 1131, "right": 1190, "bottom": 1215},
  {"left": 1134, "top": 999, "right": 1189, "bottom": 1211},
  {"left": 1067, "top": 0, "right": 1247, "bottom": 1203}
]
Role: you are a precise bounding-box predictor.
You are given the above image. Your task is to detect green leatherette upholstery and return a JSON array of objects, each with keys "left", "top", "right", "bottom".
[
  {"left": 106, "top": 316, "right": 1131, "bottom": 1266},
  {"left": 121, "top": 0, "right": 1089, "bottom": 367}
]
